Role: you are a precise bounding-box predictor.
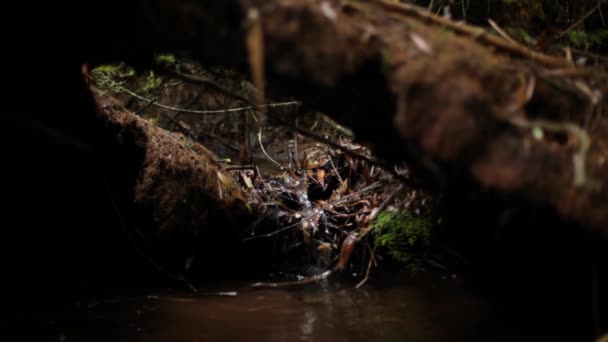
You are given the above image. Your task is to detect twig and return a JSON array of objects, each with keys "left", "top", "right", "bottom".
[
  {"left": 134, "top": 96, "right": 158, "bottom": 115},
  {"left": 554, "top": 5, "right": 600, "bottom": 40},
  {"left": 542, "top": 68, "right": 601, "bottom": 77},
  {"left": 171, "top": 90, "right": 203, "bottom": 127},
  {"left": 120, "top": 85, "right": 299, "bottom": 114},
  {"left": 328, "top": 151, "right": 344, "bottom": 184},
  {"left": 243, "top": 209, "right": 323, "bottom": 240},
  {"left": 487, "top": 19, "right": 517, "bottom": 46},
  {"left": 332, "top": 182, "right": 382, "bottom": 206},
  {"left": 257, "top": 127, "right": 285, "bottom": 169},
  {"left": 356, "top": 244, "right": 377, "bottom": 288}
]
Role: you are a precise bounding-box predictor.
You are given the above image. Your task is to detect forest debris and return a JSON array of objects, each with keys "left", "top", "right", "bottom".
[{"left": 228, "top": 122, "right": 429, "bottom": 283}]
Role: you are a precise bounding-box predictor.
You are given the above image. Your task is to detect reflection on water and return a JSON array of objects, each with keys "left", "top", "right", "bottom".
[{"left": 45, "top": 273, "right": 536, "bottom": 342}]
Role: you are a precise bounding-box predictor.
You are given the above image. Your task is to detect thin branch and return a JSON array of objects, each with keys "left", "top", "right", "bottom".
[
  {"left": 243, "top": 209, "right": 323, "bottom": 240},
  {"left": 554, "top": 5, "right": 600, "bottom": 40},
  {"left": 487, "top": 19, "right": 517, "bottom": 46},
  {"left": 171, "top": 89, "right": 203, "bottom": 125},
  {"left": 257, "top": 127, "right": 285, "bottom": 169},
  {"left": 134, "top": 96, "right": 158, "bottom": 115},
  {"left": 328, "top": 151, "right": 344, "bottom": 184},
  {"left": 120, "top": 85, "right": 299, "bottom": 114},
  {"left": 356, "top": 244, "right": 377, "bottom": 289},
  {"left": 170, "top": 71, "right": 253, "bottom": 104}
]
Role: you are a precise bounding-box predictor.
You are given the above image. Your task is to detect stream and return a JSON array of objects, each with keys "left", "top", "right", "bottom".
[{"left": 38, "top": 272, "right": 548, "bottom": 342}]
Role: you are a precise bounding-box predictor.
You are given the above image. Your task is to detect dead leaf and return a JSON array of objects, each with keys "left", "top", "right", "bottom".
[
  {"left": 362, "top": 164, "right": 371, "bottom": 184},
  {"left": 217, "top": 171, "right": 234, "bottom": 188},
  {"left": 354, "top": 199, "right": 371, "bottom": 207},
  {"left": 300, "top": 153, "right": 308, "bottom": 170},
  {"left": 317, "top": 169, "right": 326, "bottom": 188},
  {"left": 317, "top": 242, "right": 332, "bottom": 250},
  {"left": 317, "top": 200, "right": 328, "bottom": 208},
  {"left": 287, "top": 168, "right": 299, "bottom": 180},
  {"left": 302, "top": 226, "right": 311, "bottom": 244},
  {"left": 339, "top": 178, "right": 349, "bottom": 192},
  {"left": 308, "top": 213, "right": 320, "bottom": 232},
  {"left": 241, "top": 172, "right": 254, "bottom": 188}
]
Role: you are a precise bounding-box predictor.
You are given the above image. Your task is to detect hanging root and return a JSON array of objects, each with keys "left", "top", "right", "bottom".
[{"left": 508, "top": 117, "right": 596, "bottom": 189}]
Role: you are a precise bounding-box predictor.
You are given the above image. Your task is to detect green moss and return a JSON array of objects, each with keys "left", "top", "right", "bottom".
[
  {"left": 94, "top": 63, "right": 135, "bottom": 78},
  {"left": 155, "top": 53, "right": 177, "bottom": 65},
  {"left": 373, "top": 211, "right": 432, "bottom": 269},
  {"left": 91, "top": 63, "right": 134, "bottom": 92},
  {"left": 568, "top": 29, "right": 608, "bottom": 51},
  {"left": 140, "top": 71, "right": 163, "bottom": 94},
  {"left": 92, "top": 63, "right": 163, "bottom": 96}
]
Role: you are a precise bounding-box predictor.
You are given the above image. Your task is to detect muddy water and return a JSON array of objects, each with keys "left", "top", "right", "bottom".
[{"left": 46, "top": 273, "right": 528, "bottom": 342}]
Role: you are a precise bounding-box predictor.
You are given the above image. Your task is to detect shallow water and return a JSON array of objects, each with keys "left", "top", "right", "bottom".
[{"left": 41, "top": 272, "right": 538, "bottom": 342}]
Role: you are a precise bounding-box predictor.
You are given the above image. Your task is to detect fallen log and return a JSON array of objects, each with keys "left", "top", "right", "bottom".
[{"left": 138, "top": 0, "right": 607, "bottom": 236}]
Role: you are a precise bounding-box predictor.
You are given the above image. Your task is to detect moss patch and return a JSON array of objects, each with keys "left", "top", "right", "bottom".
[{"left": 374, "top": 211, "right": 432, "bottom": 269}]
